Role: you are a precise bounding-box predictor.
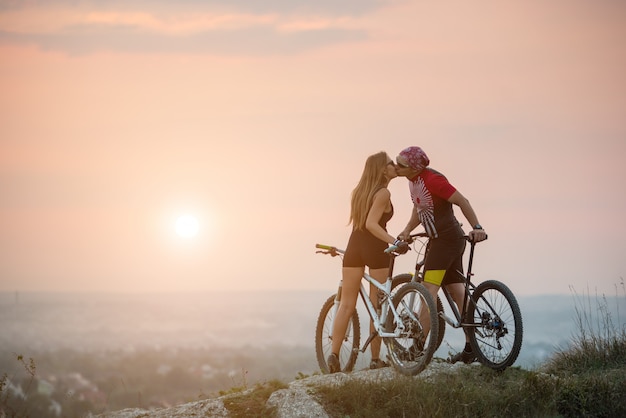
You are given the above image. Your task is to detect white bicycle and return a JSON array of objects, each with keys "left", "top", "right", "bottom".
[{"left": 314, "top": 242, "right": 439, "bottom": 376}]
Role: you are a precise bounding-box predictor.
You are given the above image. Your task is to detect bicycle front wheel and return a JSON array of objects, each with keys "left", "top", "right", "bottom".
[
  {"left": 315, "top": 294, "right": 360, "bottom": 373},
  {"left": 384, "top": 282, "right": 438, "bottom": 376},
  {"left": 392, "top": 273, "right": 446, "bottom": 351},
  {"left": 467, "top": 280, "right": 523, "bottom": 371}
]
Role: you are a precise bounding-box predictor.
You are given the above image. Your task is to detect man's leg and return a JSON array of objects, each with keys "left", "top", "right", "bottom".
[
  {"left": 445, "top": 281, "right": 477, "bottom": 363},
  {"left": 422, "top": 270, "right": 445, "bottom": 340}
]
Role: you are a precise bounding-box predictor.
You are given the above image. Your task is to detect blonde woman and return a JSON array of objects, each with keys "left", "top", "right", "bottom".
[{"left": 328, "top": 151, "right": 408, "bottom": 372}]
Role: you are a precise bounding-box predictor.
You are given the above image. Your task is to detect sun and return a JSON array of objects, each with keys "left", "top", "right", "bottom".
[{"left": 175, "top": 214, "right": 200, "bottom": 238}]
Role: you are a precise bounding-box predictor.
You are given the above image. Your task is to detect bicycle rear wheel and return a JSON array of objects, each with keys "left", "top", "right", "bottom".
[
  {"left": 392, "top": 273, "right": 446, "bottom": 351},
  {"left": 466, "top": 280, "right": 523, "bottom": 371},
  {"left": 315, "top": 294, "right": 360, "bottom": 373},
  {"left": 384, "top": 282, "right": 438, "bottom": 376}
]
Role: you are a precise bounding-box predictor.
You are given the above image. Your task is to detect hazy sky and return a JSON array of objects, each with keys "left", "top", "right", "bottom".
[{"left": 1, "top": 0, "right": 625, "bottom": 296}]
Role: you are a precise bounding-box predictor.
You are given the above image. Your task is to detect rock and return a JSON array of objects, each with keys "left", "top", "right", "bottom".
[
  {"left": 268, "top": 359, "right": 474, "bottom": 418},
  {"left": 94, "top": 397, "right": 229, "bottom": 417},
  {"left": 95, "top": 359, "right": 474, "bottom": 417}
]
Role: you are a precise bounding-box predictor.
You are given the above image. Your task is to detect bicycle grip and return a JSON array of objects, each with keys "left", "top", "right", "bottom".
[
  {"left": 384, "top": 245, "right": 398, "bottom": 254},
  {"left": 316, "top": 243, "right": 334, "bottom": 250},
  {"left": 465, "top": 234, "right": 488, "bottom": 242}
]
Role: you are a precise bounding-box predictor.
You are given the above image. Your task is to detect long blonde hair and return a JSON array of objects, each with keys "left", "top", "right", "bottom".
[{"left": 349, "top": 151, "right": 390, "bottom": 230}]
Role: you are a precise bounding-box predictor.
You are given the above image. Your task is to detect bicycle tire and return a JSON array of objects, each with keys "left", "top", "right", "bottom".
[
  {"left": 384, "top": 282, "right": 438, "bottom": 376},
  {"left": 391, "top": 273, "right": 446, "bottom": 350},
  {"left": 466, "top": 280, "right": 523, "bottom": 371},
  {"left": 315, "top": 294, "right": 360, "bottom": 373}
]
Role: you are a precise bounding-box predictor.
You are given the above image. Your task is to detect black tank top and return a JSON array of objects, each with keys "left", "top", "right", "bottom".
[{"left": 378, "top": 204, "right": 394, "bottom": 230}]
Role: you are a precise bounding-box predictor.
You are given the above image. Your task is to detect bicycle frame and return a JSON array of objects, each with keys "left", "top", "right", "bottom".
[
  {"left": 440, "top": 241, "right": 481, "bottom": 329},
  {"left": 358, "top": 268, "right": 407, "bottom": 341},
  {"left": 407, "top": 234, "right": 482, "bottom": 330}
]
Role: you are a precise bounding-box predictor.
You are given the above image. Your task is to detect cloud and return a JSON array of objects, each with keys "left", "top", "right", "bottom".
[
  {"left": 0, "top": 25, "right": 368, "bottom": 55},
  {"left": 142, "top": 0, "right": 391, "bottom": 15},
  {"left": 0, "top": 1, "right": 381, "bottom": 54},
  {"left": 1, "top": 0, "right": 393, "bottom": 15}
]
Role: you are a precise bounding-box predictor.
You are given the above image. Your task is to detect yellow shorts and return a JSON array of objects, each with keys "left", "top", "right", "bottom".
[{"left": 424, "top": 269, "right": 447, "bottom": 287}]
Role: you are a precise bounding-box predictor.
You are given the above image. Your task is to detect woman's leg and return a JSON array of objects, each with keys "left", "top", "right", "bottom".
[
  {"left": 367, "top": 267, "right": 389, "bottom": 361},
  {"left": 330, "top": 266, "right": 364, "bottom": 357}
]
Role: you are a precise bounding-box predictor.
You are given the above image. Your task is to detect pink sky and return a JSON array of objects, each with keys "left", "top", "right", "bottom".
[{"left": 1, "top": 0, "right": 625, "bottom": 296}]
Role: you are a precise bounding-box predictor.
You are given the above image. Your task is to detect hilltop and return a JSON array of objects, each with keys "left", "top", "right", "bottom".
[
  {"left": 93, "top": 354, "right": 626, "bottom": 418},
  {"left": 93, "top": 360, "right": 476, "bottom": 418}
]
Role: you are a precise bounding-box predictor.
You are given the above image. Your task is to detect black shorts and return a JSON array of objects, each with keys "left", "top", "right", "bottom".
[
  {"left": 343, "top": 229, "right": 390, "bottom": 269},
  {"left": 424, "top": 227, "right": 466, "bottom": 286}
]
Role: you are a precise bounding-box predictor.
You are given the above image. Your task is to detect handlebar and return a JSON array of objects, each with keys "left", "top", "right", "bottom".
[
  {"left": 315, "top": 242, "right": 407, "bottom": 256},
  {"left": 407, "top": 232, "right": 488, "bottom": 242},
  {"left": 317, "top": 232, "right": 487, "bottom": 258}
]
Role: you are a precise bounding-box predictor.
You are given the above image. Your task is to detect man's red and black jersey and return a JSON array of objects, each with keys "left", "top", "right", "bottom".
[{"left": 408, "top": 168, "right": 458, "bottom": 238}]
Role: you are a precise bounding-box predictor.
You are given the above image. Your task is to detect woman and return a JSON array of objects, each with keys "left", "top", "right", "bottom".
[{"left": 328, "top": 151, "right": 405, "bottom": 372}]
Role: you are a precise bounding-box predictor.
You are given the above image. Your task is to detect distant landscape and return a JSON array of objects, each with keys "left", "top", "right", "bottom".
[
  {"left": 3, "top": 290, "right": 621, "bottom": 366},
  {"left": 1, "top": 290, "right": 624, "bottom": 416}
]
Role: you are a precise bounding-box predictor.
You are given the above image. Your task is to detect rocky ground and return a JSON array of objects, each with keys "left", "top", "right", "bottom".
[{"left": 93, "top": 359, "right": 479, "bottom": 418}]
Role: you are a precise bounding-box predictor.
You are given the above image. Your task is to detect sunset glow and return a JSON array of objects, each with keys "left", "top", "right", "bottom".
[
  {"left": 175, "top": 214, "right": 200, "bottom": 238},
  {"left": 0, "top": 0, "right": 624, "bottom": 295}
]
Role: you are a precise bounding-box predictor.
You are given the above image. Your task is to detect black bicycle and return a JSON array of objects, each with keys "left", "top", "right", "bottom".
[{"left": 391, "top": 232, "right": 523, "bottom": 371}]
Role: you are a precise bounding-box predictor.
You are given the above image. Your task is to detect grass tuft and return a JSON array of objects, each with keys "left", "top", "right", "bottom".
[
  {"left": 545, "top": 282, "right": 626, "bottom": 375},
  {"left": 222, "top": 379, "right": 287, "bottom": 418}
]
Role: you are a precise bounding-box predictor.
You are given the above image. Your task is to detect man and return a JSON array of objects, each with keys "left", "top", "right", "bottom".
[{"left": 395, "top": 146, "right": 487, "bottom": 363}]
